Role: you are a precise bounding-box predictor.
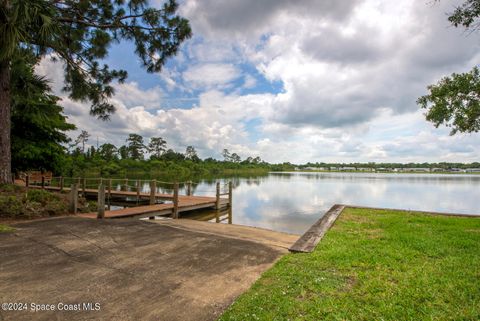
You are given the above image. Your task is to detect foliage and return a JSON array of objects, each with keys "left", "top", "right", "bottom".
[
  {"left": 149, "top": 137, "right": 167, "bottom": 159},
  {"left": 448, "top": 0, "right": 480, "bottom": 29},
  {"left": 126, "top": 133, "right": 146, "bottom": 160},
  {"left": 0, "top": 184, "right": 73, "bottom": 219},
  {"left": 419, "top": 1, "right": 480, "bottom": 134},
  {"left": 221, "top": 208, "right": 480, "bottom": 320},
  {"left": 1, "top": 0, "right": 191, "bottom": 118},
  {"left": 10, "top": 51, "right": 75, "bottom": 173},
  {"left": 75, "top": 130, "right": 90, "bottom": 154},
  {"left": 418, "top": 66, "right": 480, "bottom": 135}
]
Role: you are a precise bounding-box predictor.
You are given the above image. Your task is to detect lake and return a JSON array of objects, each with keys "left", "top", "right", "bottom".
[{"left": 186, "top": 172, "right": 480, "bottom": 234}]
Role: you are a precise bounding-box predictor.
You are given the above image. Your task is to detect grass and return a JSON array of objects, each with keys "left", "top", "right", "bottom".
[
  {"left": 0, "top": 224, "right": 14, "bottom": 233},
  {"left": 220, "top": 207, "right": 480, "bottom": 321}
]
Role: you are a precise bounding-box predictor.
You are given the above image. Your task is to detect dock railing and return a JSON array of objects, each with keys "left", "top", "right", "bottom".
[{"left": 23, "top": 175, "right": 233, "bottom": 220}]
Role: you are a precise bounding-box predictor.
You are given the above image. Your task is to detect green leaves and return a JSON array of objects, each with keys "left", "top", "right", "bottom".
[
  {"left": 10, "top": 51, "right": 75, "bottom": 173},
  {"left": 417, "top": 66, "right": 480, "bottom": 135},
  {"left": 1, "top": 0, "right": 191, "bottom": 119},
  {"left": 448, "top": 0, "right": 480, "bottom": 29}
]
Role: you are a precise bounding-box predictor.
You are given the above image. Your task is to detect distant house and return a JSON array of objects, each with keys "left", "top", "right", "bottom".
[
  {"left": 465, "top": 168, "right": 480, "bottom": 173},
  {"left": 378, "top": 168, "right": 393, "bottom": 172},
  {"left": 403, "top": 168, "right": 430, "bottom": 172},
  {"left": 329, "top": 167, "right": 338, "bottom": 171},
  {"left": 357, "top": 167, "right": 374, "bottom": 172},
  {"left": 340, "top": 167, "right": 356, "bottom": 171}
]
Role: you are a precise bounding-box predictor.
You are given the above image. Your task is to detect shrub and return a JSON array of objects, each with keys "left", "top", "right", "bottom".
[
  {"left": 27, "top": 189, "right": 61, "bottom": 205},
  {"left": 0, "top": 195, "right": 24, "bottom": 218}
]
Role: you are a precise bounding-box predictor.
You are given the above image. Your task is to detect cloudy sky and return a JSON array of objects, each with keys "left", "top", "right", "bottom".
[{"left": 38, "top": 0, "right": 480, "bottom": 163}]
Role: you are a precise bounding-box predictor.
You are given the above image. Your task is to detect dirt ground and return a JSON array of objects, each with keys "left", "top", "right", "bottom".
[{"left": 0, "top": 217, "right": 294, "bottom": 321}]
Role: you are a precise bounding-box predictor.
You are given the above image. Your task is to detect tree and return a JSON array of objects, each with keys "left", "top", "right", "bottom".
[
  {"left": 148, "top": 137, "right": 167, "bottom": 159},
  {"left": 10, "top": 51, "right": 75, "bottom": 173},
  {"left": 419, "top": 1, "right": 480, "bottom": 134},
  {"left": 222, "top": 149, "right": 231, "bottom": 161},
  {"left": 98, "top": 143, "right": 118, "bottom": 161},
  {"left": 126, "top": 134, "right": 146, "bottom": 160},
  {"left": 75, "top": 130, "right": 90, "bottom": 154},
  {"left": 185, "top": 145, "right": 199, "bottom": 161},
  {"left": 230, "top": 153, "right": 241, "bottom": 163},
  {"left": 0, "top": 1, "right": 191, "bottom": 183},
  {"left": 417, "top": 67, "right": 480, "bottom": 134},
  {"left": 118, "top": 145, "right": 129, "bottom": 160}
]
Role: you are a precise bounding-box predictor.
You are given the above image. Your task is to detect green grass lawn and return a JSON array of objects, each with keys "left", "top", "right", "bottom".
[
  {"left": 0, "top": 224, "right": 14, "bottom": 233},
  {"left": 220, "top": 208, "right": 480, "bottom": 321}
]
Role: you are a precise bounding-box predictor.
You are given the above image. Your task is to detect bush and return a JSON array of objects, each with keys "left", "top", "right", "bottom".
[
  {"left": 27, "top": 189, "right": 61, "bottom": 205},
  {"left": 0, "top": 195, "right": 24, "bottom": 218},
  {"left": 0, "top": 185, "right": 71, "bottom": 219}
]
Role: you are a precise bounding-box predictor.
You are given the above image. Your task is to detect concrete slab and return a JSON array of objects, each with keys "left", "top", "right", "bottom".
[
  {"left": 152, "top": 219, "right": 299, "bottom": 251},
  {"left": 0, "top": 217, "right": 288, "bottom": 321}
]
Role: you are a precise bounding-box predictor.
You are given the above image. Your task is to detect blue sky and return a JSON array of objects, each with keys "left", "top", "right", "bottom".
[{"left": 38, "top": 0, "right": 480, "bottom": 163}]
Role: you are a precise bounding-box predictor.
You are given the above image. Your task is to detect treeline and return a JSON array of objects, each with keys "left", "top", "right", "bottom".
[
  {"left": 62, "top": 131, "right": 293, "bottom": 179},
  {"left": 298, "top": 162, "right": 480, "bottom": 170}
]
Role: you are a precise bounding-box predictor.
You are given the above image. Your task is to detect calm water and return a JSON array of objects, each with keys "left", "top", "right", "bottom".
[{"left": 187, "top": 172, "right": 480, "bottom": 234}]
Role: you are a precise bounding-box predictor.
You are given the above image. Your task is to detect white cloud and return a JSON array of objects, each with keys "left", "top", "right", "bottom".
[
  {"left": 32, "top": 0, "right": 480, "bottom": 163},
  {"left": 182, "top": 63, "right": 241, "bottom": 89}
]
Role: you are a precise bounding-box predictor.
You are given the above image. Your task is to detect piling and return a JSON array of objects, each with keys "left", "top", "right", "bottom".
[
  {"left": 215, "top": 182, "right": 220, "bottom": 223},
  {"left": 228, "top": 181, "right": 233, "bottom": 224},
  {"left": 69, "top": 184, "right": 78, "bottom": 214},
  {"left": 97, "top": 183, "right": 105, "bottom": 219},
  {"left": 108, "top": 179, "right": 112, "bottom": 210},
  {"left": 136, "top": 180, "right": 140, "bottom": 204},
  {"left": 149, "top": 180, "right": 156, "bottom": 205},
  {"left": 173, "top": 182, "right": 179, "bottom": 219},
  {"left": 215, "top": 182, "right": 220, "bottom": 209},
  {"left": 59, "top": 176, "right": 64, "bottom": 192},
  {"left": 41, "top": 176, "right": 45, "bottom": 189},
  {"left": 187, "top": 181, "right": 192, "bottom": 196}
]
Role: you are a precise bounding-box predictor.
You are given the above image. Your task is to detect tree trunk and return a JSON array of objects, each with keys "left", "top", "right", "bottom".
[{"left": 0, "top": 61, "right": 11, "bottom": 184}]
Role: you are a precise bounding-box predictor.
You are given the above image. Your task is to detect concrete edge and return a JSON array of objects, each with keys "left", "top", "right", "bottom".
[{"left": 288, "top": 204, "right": 345, "bottom": 253}]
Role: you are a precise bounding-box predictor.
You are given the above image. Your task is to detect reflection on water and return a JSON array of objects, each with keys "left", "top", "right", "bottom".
[
  {"left": 106, "top": 172, "right": 480, "bottom": 235},
  {"left": 189, "top": 172, "right": 480, "bottom": 235}
]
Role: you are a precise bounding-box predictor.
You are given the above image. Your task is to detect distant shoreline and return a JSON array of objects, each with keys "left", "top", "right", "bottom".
[{"left": 271, "top": 170, "right": 480, "bottom": 175}]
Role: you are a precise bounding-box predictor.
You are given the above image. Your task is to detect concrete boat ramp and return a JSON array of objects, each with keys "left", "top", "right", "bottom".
[{"left": 0, "top": 216, "right": 299, "bottom": 321}]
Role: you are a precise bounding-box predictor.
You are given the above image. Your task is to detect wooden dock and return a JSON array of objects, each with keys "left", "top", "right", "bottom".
[{"left": 23, "top": 177, "right": 232, "bottom": 220}]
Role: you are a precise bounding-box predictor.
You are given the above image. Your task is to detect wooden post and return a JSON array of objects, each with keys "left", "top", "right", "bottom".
[
  {"left": 228, "top": 181, "right": 233, "bottom": 224},
  {"left": 215, "top": 182, "right": 220, "bottom": 209},
  {"left": 41, "top": 176, "right": 45, "bottom": 189},
  {"left": 136, "top": 180, "right": 140, "bottom": 204},
  {"left": 82, "top": 178, "right": 86, "bottom": 196},
  {"left": 69, "top": 184, "right": 78, "bottom": 214},
  {"left": 11, "top": 173, "right": 15, "bottom": 184},
  {"left": 149, "top": 180, "right": 156, "bottom": 205},
  {"left": 187, "top": 181, "right": 192, "bottom": 196},
  {"left": 215, "top": 182, "right": 220, "bottom": 223},
  {"left": 124, "top": 178, "right": 128, "bottom": 191},
  {"left": 108, "top": 179, "right": 112, "bottom": 210},
  {"left": 173, "top": 182, "right": 179, "bottom": 219},
  {"left": 59, "top": 176, "right": 64, "bottom": 192},
  {"left": 97, "top": 183, "right": 105, "bottom": 219},
  {"left": 25, "top": 174, "right": 29, "bottom": 189}
]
